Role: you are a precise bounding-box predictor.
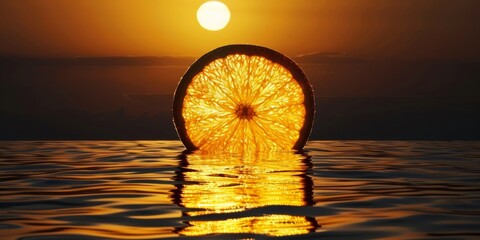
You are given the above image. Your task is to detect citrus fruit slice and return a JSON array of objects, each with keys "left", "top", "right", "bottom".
[{"left": 173, "top": 45, "right": 314, "bottom": 152}]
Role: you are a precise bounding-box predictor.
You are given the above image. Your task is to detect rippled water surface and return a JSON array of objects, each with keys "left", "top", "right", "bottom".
[{"left": 1, "top": 141, "right": 479, "bottom": 239}]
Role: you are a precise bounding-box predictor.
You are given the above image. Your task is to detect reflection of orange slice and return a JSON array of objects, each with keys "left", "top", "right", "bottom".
[
  {"left": 174, "top": 151, "right": 318, "bottom": 236},
  {"left": 173, "top": 45, "right": 314, "bottom": 152}
]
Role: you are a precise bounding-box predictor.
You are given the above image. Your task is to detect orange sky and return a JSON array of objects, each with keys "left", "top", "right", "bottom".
[{"left": 1, "top": 0, "right": 479, "bottom": 59}]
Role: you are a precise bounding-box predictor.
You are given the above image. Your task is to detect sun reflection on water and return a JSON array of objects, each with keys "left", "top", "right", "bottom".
[
  {"left": 1, "top": 141, "right": 480, "bottom": 239},
  {"left": 172, "top": 151, "right": 319, "bottom": 236}
]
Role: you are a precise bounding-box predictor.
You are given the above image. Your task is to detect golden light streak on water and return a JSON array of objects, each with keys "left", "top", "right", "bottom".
[{"left": 174, "top": 151, "right": 317, "bottom": 236}]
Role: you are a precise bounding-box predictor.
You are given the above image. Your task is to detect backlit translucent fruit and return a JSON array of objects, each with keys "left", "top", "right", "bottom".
[{"left": 173, "top": 45, "right": 314, "bottom": 152}]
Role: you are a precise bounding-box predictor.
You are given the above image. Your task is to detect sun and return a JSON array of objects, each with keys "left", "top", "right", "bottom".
[{"left": 197, "top": 1, "right": 230, "bottom": 31}]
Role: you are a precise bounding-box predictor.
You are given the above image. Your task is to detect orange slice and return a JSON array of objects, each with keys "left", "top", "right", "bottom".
[{"left": 173, "top": 45, "right": 314, "bottom": 152}]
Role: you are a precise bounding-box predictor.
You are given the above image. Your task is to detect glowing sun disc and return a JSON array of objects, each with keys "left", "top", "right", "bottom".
[{"left": 197, "top": 1, "right": 230, "bottom": 31}]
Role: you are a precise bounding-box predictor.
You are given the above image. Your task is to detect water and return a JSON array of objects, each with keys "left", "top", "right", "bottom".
[{"left": 1, "top": 141, "right": 479, "bottom": 240}]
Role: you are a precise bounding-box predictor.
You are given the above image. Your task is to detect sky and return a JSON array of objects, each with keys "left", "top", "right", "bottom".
[
  {"left": 1, "top": 0, "right": 479, "bottom": 59},
  {"left": 1, "top": 0, "right": 479, "bottom": 140}
]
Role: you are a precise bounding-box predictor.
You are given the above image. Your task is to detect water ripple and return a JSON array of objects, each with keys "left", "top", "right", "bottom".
[{"left": 0, "top": 140, "right": 479, "bottom": 239}]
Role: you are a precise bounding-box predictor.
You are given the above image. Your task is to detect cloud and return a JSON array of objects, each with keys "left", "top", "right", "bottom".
[
  {"left": 0, "top": 56, "right": 196, "bottom": 66},
  {"left": 0, "top": 51, "right": 371, "bottom": 66},
  {"left": 293, "top": 51, "right": 368, "bottom": 64}
]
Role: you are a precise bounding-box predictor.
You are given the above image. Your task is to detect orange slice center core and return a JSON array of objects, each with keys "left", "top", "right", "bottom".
[{"left": 235, "top": 104, "right": 256, "bottom": 120}]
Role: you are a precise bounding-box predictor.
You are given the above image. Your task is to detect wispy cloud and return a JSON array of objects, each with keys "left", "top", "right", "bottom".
[
  {"left": 0, "top": 56, "right": 196, "bottom": 66},
  {"left": 1, "top": 51, "right": 372, "bottom": 66},
  {"left": 294, "top": 51, "right": 368, "bottom": 64}
]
